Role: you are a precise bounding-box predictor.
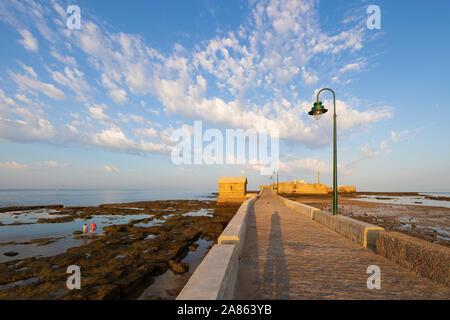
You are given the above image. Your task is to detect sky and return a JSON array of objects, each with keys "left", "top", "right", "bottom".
[{"left": 0, "top": 0, "right": 449, "bottom": 192}]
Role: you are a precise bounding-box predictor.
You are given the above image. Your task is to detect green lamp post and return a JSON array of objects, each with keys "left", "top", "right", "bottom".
[
  {"left": 272, "top": 171, "right": 276, "bottom": 192},
  {"left": 308, "top": 88, "right": 338, "bottom": 215},
  {"left": 277, "top": 170, "right": 279, "bottom": 194}
]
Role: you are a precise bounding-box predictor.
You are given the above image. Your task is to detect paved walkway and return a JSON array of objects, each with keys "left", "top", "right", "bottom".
[{"left": 234, "top": 189, "right": 450, "bottom": 299}]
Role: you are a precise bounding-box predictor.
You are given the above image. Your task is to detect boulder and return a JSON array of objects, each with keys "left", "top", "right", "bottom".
[
  {"left": 166, "top": 288, "right": 182, "bottom": 297},
  {"left": 172, "top": 262, "right": 189, "bottom": 274},
  {"left": 4, "top": 252, "right": 18, "bottom": 257}
]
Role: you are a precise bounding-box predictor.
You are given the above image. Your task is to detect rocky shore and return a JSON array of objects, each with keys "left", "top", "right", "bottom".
[{"left": 0, "top": 198, "right": 240, "bottom": 299}]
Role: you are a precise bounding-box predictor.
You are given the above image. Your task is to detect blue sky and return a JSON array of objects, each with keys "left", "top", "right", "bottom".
[{"left": 0, "top": 0, "right": 449, "bottom": 191}]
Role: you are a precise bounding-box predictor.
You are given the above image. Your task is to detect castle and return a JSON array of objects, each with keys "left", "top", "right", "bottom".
[
  {"left": 260, "top": 171, "right": 356, "bottom": 194},
  {"left": 217, "top": 177, "right": 250, "bottom": 203},
  {"left": 217, "top": 171, "right": 356, "bottom": 203}
]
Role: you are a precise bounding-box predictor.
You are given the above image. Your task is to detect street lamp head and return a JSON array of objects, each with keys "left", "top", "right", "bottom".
[{"left": 308, "top": 101, "right": 328, "bottom": 120}]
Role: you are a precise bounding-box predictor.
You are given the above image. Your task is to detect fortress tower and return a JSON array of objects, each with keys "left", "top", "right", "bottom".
[{"left": 217, "top": 177, "right": 247, "bottom": 203}]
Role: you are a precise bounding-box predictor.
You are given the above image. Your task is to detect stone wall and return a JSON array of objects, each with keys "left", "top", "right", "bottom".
[
  {"left": 218, "top": 178, "right": 247, "bottom": 203},
  {"left": 327, "top": 186, "right": 357, "bottom": 193},
  {"left": 376, "top": 231, "right": 450, "bottom": 287},
  {"left": 177, "top": 192, "right": 261, "bottom": 300},
  {"left": 260, "top": 182, "right": 328, "bottom": 194}
]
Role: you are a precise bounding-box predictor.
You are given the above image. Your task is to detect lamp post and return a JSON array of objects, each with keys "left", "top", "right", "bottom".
[
  {"left": 272, "top": 171, "right": 276, "bottom": 191},
  {"left": 277, "top": 170, "right": 279, "bottom": 194},
  {"left": 308, "top": 88, "right": 338, "bottom": 215}
]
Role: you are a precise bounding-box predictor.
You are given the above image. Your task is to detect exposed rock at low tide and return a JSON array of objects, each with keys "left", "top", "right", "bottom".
[
  {"left": 169, "top": 259, "right": 189, "bottom": 274},
  {"left": 4, "top": 252, "right": 18, "bottom": 257},
  {"left": 166, "top": 288, "right": 182, "bottom": 297},
  {"left": 0, "top": 199, "right": 240, "bottom": 300}
]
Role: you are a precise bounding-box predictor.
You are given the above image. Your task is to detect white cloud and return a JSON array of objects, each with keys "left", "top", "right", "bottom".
[
  {"left": 44, "top": 160, "right": 58, "bottom": 167},
  {"left": 0, "top": 161, "right": 27, "bottom": 169},
  {"left": 88, "top": 104, "right": 109, "bottom": 120},
  {"left": 84, "top": 125, "right": 172, "bottom": 155},
  {"left": 16, "top": 94, "right": 31, "bottom": 104},
  {"left": 0, "top": 89, "right": 18, "bottom": 107},
  {"left": 301, "top": 66, "right": 319, "bottom": 85},
  {"left": 48, "top": 66, "right": 92, "bottom": 102},
  {"left": 34, "top": 160, "right": 68, "bottom": 168},
  {"left": 50, "top": 51, "right": 77, "bottom": 67},
  {"left": 147, "top": 108, "right": 160, "bottom": 116},
  {"left": 390, "top": 129, "right": 409, "bottom": 143},
  {"left": 110, "top": 88, "right": 128, "bottom": 104},
  {"left": 15, "top": 94, "right": 31, "bottom": 105},
  {"left": 118, "top": 113, "right": 145, "bottom": 124},
  {"left": 0, "top": 102, "right": 55, "bottom": 143},
  {"left": 21, "top": 64, "right": 38, "bottom": 78},
  {"left": 279, "top": 157, "right": 329, "bottom": 173},
  {"left": 133, "top": 127, "right": 158, "bottom": 139},
  {"left": 0, "top": 0, "right": 393, "bottom": 157},
  {"left": 54, "top": 0, "right": 376, "bottom": 150},
  {"left": 92, "top": 126, "right": 135, "bottom": 150},
  {"left": 10, "top": 72, "right": 66, "bottom": 100},
  {"left": 51, "top": 1, "right": 66, "bottom": 20},
  {"left": 17, "top": 29, "right": 38, "bottom": 51},
  {"left": 360, "top": 143, "right": 380, "bottom": 158},
  {"left": 339, "top": 61, "right": 364, "bottom": 73},
  {"left": 104, "top": 165, "right": 119, "bottom": 173}
]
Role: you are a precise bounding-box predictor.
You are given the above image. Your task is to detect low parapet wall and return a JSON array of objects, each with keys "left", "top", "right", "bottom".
[
  {"left": 376, "top": 231, "right": 450, "bottom": 287},
  {"left": 218, "top": 194, "right": 260, "bottom": 255},
  {"left": 177, "top": 191, "right": 261, "bottom": 300},
  {"left": 176, "top": 244, "right": 238, "bottom": 300},
  {"left": 277, "top": 195, "right": 319, "bottom": 218},
  {"left": 311, "top": 210, "right": 384, "bottom": 250},
  {"left": 276, "top": 192, "right": 450, "bottom": 287},
  {"left": 276, "top": 193, "right": 384, "bottom": 250}
]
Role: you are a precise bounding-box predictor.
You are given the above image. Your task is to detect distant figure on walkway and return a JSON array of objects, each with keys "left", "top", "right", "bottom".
[
  {"left": 90, "top": 222, "right": 97, "bottom": 234},
  {"left": 82, "top": 224, "right": 88, "bottom": 235}
]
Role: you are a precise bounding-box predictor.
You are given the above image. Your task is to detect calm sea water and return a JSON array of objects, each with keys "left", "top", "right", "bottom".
[
  {"left": 419, "top": 192, "right": 450, "bottom": 197},
  {"left": 0, "top": 189, "right": 215, "bottom": 208},
  {"left": 351, "top": 192, "right": 450, "bottom": 208}
]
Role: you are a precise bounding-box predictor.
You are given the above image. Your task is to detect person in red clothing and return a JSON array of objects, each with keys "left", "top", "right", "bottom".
[{"left": 90, "top": 221, "right": 97, "bottom": 234}]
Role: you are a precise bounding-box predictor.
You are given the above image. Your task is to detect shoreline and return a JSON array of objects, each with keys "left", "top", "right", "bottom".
[
  {"left": 0, "top": 197, "right": 240, "bottom": 299},
  {"left": 1, "top": 191, "right": 449, "bottom": 299}
]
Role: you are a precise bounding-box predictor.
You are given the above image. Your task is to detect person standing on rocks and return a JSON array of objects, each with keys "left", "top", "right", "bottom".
[
  {"left": 82, "top": 224, "right": 88, "bottom": 235},
  {"left": 90, "top": 221, "right": 97, "bottom": 234}
]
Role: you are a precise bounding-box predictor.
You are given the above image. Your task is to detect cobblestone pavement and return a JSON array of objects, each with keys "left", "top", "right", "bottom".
[{"left": 234, "top": 189, "right": 450, "bottom": 299}]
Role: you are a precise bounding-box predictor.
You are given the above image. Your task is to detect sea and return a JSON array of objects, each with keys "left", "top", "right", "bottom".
[
  {"left": 0, "top": 189, "right": 215, "bottom": 263},
  {"left": 351, "top": 192, "right": 450, "bottom": 208},
  {"left": 0, "top": 189, "right": 215, "bottom": 208}
]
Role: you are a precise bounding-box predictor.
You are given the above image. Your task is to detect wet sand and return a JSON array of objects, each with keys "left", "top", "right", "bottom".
[
  {"left": 0, "top": 198, "right": 240, "bottom": 300},
  {"left": 282, "top": 192, "right": 450, "bottom": 247}
]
